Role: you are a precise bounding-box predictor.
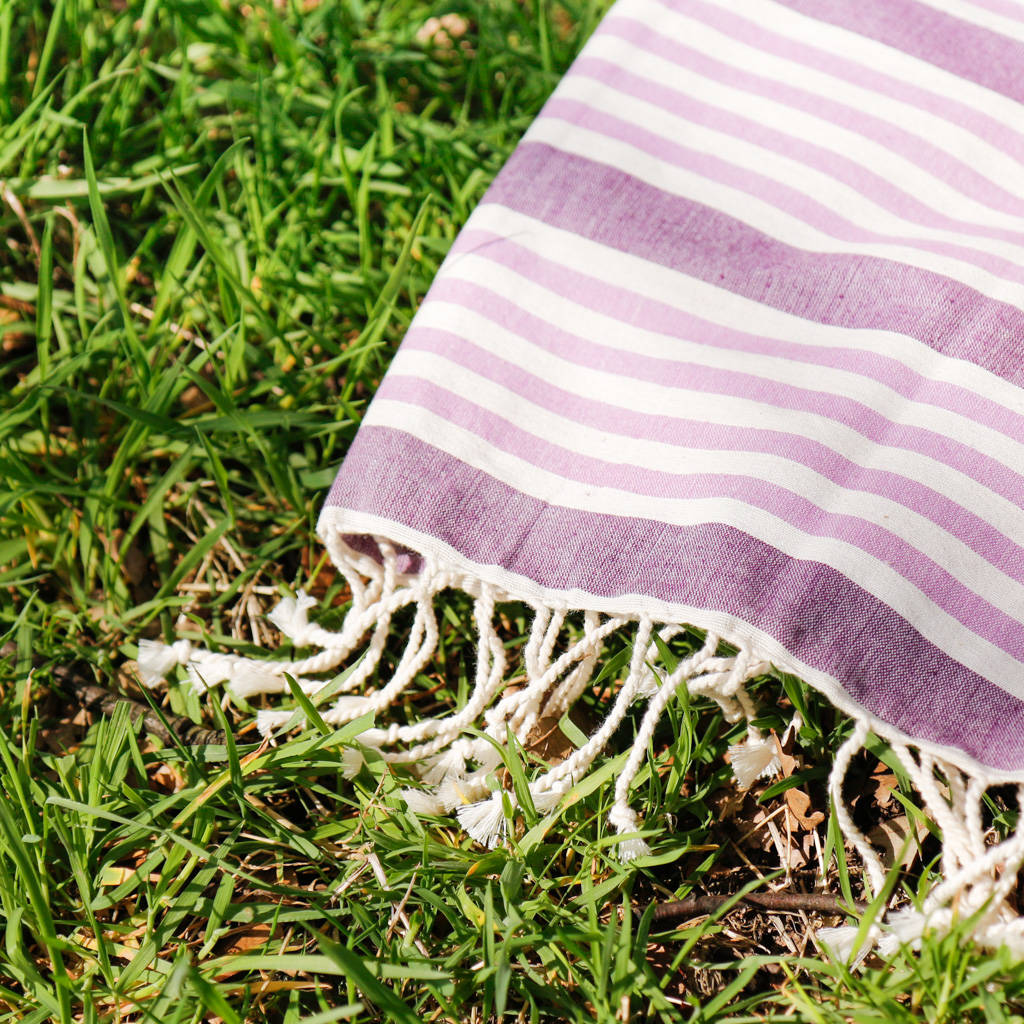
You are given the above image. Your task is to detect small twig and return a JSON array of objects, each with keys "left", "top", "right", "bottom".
[
  {"left": 649, "top": 891, "right": 866, "bottom": 924},
  {"left": 1, "top": 181, "right": 41, "bottom": 258},
  {"left": 128, "top": 300, "right": 198, "bottom": 343},
  {"left": 178, "top": 582, "right": 280, "bottom": 595},
  {"left": 365, "top": 851, "right": 431, "bottom": 958},
  {"left": 53, "top": 662, "right": 225, "bottom": 747},
  {"left": 385, "top": 871, "right": 419, "bottom": 943}
]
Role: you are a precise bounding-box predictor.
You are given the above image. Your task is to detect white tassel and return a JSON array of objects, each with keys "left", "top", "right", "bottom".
[
  {"left": 255, "top": 694, "right": 371, "bottom": 736},
  {"left": 190, "top": 659, "right": 320, "bottom": 700},
  {"left": 876, "top": 907, "right": 929, "bottom": 957},
  {"left": 267, "top": 591, "right": 320, "bottom": 647},
  {"left": 817, "top": 924, "right": 875, "bottom": 966},
  {"left": 438, "top": 769, "right": 491, "bottom": 811},
  {"left": 473, "top": 741, "right": 504, "bottom": 772},
  {"left": 328, "top": 694, "right": 374, "bottom": 718},
  {"left": 186, "top": 658, "right": 236, "bottom": 694},
  {"left": 457, "top": 792, "right": 509, "bottom": 849},
  {"left": 618, "top": 837, "right": 652, "bottom": 862},
  {"left": 136, "top": 639, "right": 193, "bottom": 688},
  {"left": 977, "top": 917, "right": 1024, "bottom": 958},
  {"left": 437, "top": 778, "right": 468, "bottom": 811},
  {"left": 728, "top": 736, "right": 781, "bottom": 790},
  {"left": 608, "top": 804, "right": 651, "bottom": 862},
  {"left": 781, "top": 711, "right": 804, "bottom": 747},
  {"left": 401, "top": 788, "right": 445, "bottom": 816},
  {"left": 419, "top": 747, "right": 467, "bottom": 786},
  {"left": 341, "top": 746, "right": 366, "bottom": 779},
  {"left": 635, "top": 670, "right": 662, "bottom": 699},
  {"left": 256, "top": 708, "right": 296, "bottom": 736},
  {"left": 530, "top": 785, "right": 566, "bottom": 813},
  {"left": 225, "top": 667, "right": 294, "bottom": 699}
]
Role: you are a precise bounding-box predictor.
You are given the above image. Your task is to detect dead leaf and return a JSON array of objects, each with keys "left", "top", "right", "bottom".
[
  {"left": 150, "top": 761, "right": 187, "bottom": 792},
  {"left": 524, "top": 704, "right": 599, "bottom": 765},
  {"left": 220, "top": 923, "right": 273, "bottom": 956},
  {"left": 869, "top": 765, "right": 900, "bottom": 808},
  {"left": 784, "top": 787, "right": 825, "bottom": 830},
  {"left": 868, "top": 814, "right": 929, "bottom": 870},
  {"left": 772, "top": 733, "right": 799, "bottom": 778}
]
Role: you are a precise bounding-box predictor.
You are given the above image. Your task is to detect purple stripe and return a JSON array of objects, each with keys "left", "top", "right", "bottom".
[
  {"left": 403, "top": 322, "right": 1024, "bottom": 585},
  {"left": 375, "top": 372, "right": 1024, "bottom": 663},
  {"left": 574, "top": 54, "right": 1024, "bottom": 242},
  {"left": 541, "top": 95, "right": 1024, "bottom": 286},
  {"left": 768, "top": 0, "right": 1024, "bottom": 104},
  {"left": 662, "top": 0, "right": 1024, "bottom": 162},
  {"left": 599, "top": 17, "right": 1024, "bottom": 221},
  {"left": 433, "top": 265, "right": 1024, "bottom": 450},
  {"left": 484, "top": 142, "right": 1024, "bottom": 390},
  {"left": 444, "top": 230, "right": 1024, "bottom": 510},
  {"left": 326, "top": 426, "right": 1024, "bottom": 771}
]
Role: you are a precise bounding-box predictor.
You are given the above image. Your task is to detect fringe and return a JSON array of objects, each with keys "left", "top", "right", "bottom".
[
  {"left": 136, "top": 531, "right": 1024, "bottom": 960},
  {"left": 821, "top": 721, "right": 1024, "bottom": 960}
]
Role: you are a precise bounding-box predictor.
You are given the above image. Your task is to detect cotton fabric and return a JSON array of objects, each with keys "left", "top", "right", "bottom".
[{"left": 321, "top": 0, "right": 1024, "bottom": 779}]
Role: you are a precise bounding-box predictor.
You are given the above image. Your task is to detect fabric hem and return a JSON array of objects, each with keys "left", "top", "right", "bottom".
[{"left": 317, "top": 505, "right": 1023, "bottom": 788}]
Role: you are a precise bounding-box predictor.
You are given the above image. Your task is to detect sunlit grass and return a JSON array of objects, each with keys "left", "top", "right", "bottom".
[{"left": 2, "top": 0, "right": 1023, "bottom": 1020}]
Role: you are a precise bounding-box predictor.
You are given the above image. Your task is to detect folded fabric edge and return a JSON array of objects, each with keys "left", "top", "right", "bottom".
[{"left": 136, "top": 504, "right": 1024, "bottom": 960}]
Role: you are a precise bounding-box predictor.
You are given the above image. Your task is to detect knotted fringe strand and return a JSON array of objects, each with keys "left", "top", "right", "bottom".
[
  {"left": 818, "top": 722, "right": 1024, "bottom": 963},
  {"left": 138, "top": 533, "right": 1024, "bottom": 960}
]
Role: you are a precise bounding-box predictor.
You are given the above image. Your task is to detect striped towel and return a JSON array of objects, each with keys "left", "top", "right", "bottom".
[{"left": 144, "top": 0, "right": 1024, "bottom": 956}]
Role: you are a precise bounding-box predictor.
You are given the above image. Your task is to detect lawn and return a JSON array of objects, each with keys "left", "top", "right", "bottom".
[{"left": 3, "top": 0, "right": 1024, "bottom": 1021}]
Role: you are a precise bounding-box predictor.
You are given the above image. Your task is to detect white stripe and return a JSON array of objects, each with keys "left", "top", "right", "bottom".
[
  {"left": 696, "top": 0, "right": 1024, "bottom": 119},
  {"left": 915, "top": 0, "right": 1024, "bottom": 42},
  {"left": 525, "top": 116, "right": 1024, "bottom": 310},
  {"left": 582, "top": 31, "right": 1024, "bottom": 231},
  {"left": 617, "top": 0, "right": 1024, "bottom": 188},
  {"left": 391, "top": 346, "right": 1024, "bottom": 618},
  {"left": 411, "top": 294, "right": 1024, "bottom": 544},
  {"left": 364, "top": 397, "right": 1024, "bottom": 698},
  {"left": 465, "top": 205, "right": 1024, "bottom": 446},
  {"left": 550, "top": 75, "right": 1024, "bottom": 275}
]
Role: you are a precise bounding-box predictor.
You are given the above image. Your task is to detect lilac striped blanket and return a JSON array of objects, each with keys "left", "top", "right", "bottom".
[{"left": 145, "top": 0, "right": 1024, "bottom": 955}]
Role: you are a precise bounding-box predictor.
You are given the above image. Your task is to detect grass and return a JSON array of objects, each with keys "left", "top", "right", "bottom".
[{"left": 2, "top": 0, "right": 1024, "bottom": 1020}]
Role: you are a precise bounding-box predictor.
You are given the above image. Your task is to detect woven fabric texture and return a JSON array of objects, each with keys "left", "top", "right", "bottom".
[{"left": 323, "top": 0, "right": 1024, "bottom": 778}]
